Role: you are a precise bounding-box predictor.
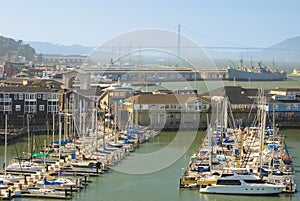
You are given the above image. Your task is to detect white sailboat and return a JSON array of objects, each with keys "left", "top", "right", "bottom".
[{"left": 1, "top": 114, "right": 23, "bottom": 182}]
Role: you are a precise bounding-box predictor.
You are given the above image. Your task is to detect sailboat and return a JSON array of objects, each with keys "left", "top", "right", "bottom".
[
  {"left": 238, "top": 90, "right": 297, "bottom": 193},
  {"left": 1, "top": 114, "right": 23, "bottom": 182}
]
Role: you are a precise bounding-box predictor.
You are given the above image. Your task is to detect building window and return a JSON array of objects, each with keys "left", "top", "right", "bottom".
[
  {"left": 170, "top": 105, "right": 177, "bottom": 110},
  {"left": 39, "top": 105, "right": 45, "bottom": 111},
  {"left": 19, "top": 93, "right": 23, "bottom": 100},
  {"left": 150, "top": 104, "right": 158, "bottom": 109},
  {"left": 47, "top": 100, "right": 59, "bottom": 113},
  {"left": 119, "top": 91, "right": 125, "bottom": 97},
  {"left": 293, "top": 103, "right": 298, "bottom": 109},
  {"left": 3, "top": 105, "right": 11, "bottom": 112},
  {"left": 286, "top": 103, "right": 291, "bottom": 109},
  {"left": 24, "top": 101, "right": 37, "bottom": 113},
  {"left": 43, "top": 94, "right": 48, "bottom": 100},
  {"left": 25, "top": 93, "right": 37, "bottom": 100},
  {"left": 52, "top": 94, "right": 58, "bottom": 99},
  {"left": 15, "top": 105, "right": 21, "bottom": 111},
  {"left": 141, "top": 104, "right": 149, "bottom": 110},
  {"left": 187, "top": 104, "right": 194, "bottom": 110},
  {"left": 14, "top": 94, "right": 18, "bottom": 100},
  {"left": 38, "top": 94, "right": 42, "bottom": 99},
  {"left": 205, "top": 104, "right": 210, "bottom": 110}
]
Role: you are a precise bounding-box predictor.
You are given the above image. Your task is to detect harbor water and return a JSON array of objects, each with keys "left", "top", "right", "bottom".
[
  {"left": 138, "top": 76, "right": 300, "bottom": 94},
  {"left": 0, "top": 129, "right": 299, "bottom": 201}
]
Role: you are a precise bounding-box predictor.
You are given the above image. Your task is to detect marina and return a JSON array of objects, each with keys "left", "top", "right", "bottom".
[
  {"left": 0, "top": 120, "right": 158, "bottom": 200},
  {"left": 1, "top": 0, "right": 300, "bottom": 200},
  {"left": 0, "top": 129, "right": 299, "bottom": 201},
  {"left": 0, "top": 77, "right": 299, "bottom": 200},
  {"left": 180, "top": 94, "right": 297, "bottom": 194}
]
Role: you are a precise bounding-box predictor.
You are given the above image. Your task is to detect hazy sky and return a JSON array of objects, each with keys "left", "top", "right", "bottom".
[{"left": 1, "top": 0, "right": 299, "bottom": 48}]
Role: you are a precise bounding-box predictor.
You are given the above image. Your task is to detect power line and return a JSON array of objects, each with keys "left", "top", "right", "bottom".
[
  {"left": 94, "top": 46, "right": 300, "bottom": 51},
  {"left": 180, "top": 25, "right": 250, "bottom": 48}
]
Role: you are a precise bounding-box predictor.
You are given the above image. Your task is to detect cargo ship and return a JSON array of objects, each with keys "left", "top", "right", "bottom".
[{"left": 227, "top": 61, "right": 287, "bottom": 81}]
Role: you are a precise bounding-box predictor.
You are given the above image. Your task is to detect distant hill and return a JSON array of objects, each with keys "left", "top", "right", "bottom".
[
  {"left": 28, "top": 41, "right": 94, "bottom": 55},
  {"left": 0, "top": 36, "right": 35, "bottom": 62},
  {"left": 240, "top": 36, "right": 300, "bottom": 62},
  {"left": 269, "top": 36, "right": 300, "bottom": 50},
  {"left": 1, "top": 35, "right": 296, "bottom": 64}
]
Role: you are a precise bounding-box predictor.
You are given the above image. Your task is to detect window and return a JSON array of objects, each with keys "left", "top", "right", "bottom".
[
  {"left": 24, "top": 100, "right": 37, "bottom": 113},
  {"left": 170, "top": 105, "right": 177, "bottom": 110},
  {"left": 286, "top": 103, "right": 291, "bottom": 109},
  {"left": 15, "top": 105, "right": 21, "bottom": 111},
  {"left": 38, "top": 94, "right": 42, "bottom": 99},
  {"left": 293, "top": 103, "right": 298, "bottom": 109},
  {"left": 141, "top": 104, "right": 149, "bottom": 110},
  {"left": 43, "top": 94, "right": 48, "bottom": 100},
  {"left": 25, "top": 105, "right": 37, "bottom": 113},
  {"left": 187, "top": 104, "right": 194, "bottom": 110},
  {"left": 52, "top": 94, "right": 58, "bottom": 99},
  {"left": 25, "top": 93, "right": 37, "bottom": 100},
  {"left": 14, "top": 94, "right": 18, "bottom": 100},
  {"left": 150, "top": 104, "right": 158, "bottom": 109},
  {"left": 119, "top": 91, "right": 126, "bottom": 97},
  {"left": 39, "top": 105, "right": 45, "bottom": 111},
  {"left": 203, "top": 104, "right": 209, "bottom": 110}
]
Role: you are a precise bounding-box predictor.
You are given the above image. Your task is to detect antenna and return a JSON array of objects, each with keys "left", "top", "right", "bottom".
[{"left": 240, "top": 58, "right": 243, "bottom": 68}]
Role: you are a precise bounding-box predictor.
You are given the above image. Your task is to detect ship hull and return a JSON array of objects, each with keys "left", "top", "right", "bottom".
[{"left": 228, "top": 68, "right": 287, "bottom": 81}]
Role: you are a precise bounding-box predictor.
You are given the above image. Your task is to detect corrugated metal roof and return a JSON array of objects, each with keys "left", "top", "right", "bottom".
[
  {"left": 0, "top": 86, "right": 53, "bottom": 93},
  {"left": 200, "top": 86, "right": 257, "bottom": 104},
  {"left": 128, "top": 93, "right": 200, "bottom": 104}
]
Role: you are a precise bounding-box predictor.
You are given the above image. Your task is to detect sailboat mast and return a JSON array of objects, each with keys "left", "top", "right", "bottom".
[
  {"left": 259, "top": 91, "right": 266, "bottom": 173},
  {"left": 208, "top": 126, "right": 212, "bottom": 170},
  {"left": 4, "top": 114, "right": 7, "bottom": 175},
  {"left": 52, "top": 112, "right": 55, "bottom": 149},
  {"left": 27, "top": 114, "right": 30, "bottom": 155},
  {"left": 58, "top": 113, "right": 62, "bottom": 169}
]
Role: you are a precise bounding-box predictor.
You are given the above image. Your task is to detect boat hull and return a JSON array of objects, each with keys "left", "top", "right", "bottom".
[
  {"left": 228, "top": 68, "right": 287, "bottom": 81},
  {"left": 199, "top": 184, "right": 284, "bottom": 195}
]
